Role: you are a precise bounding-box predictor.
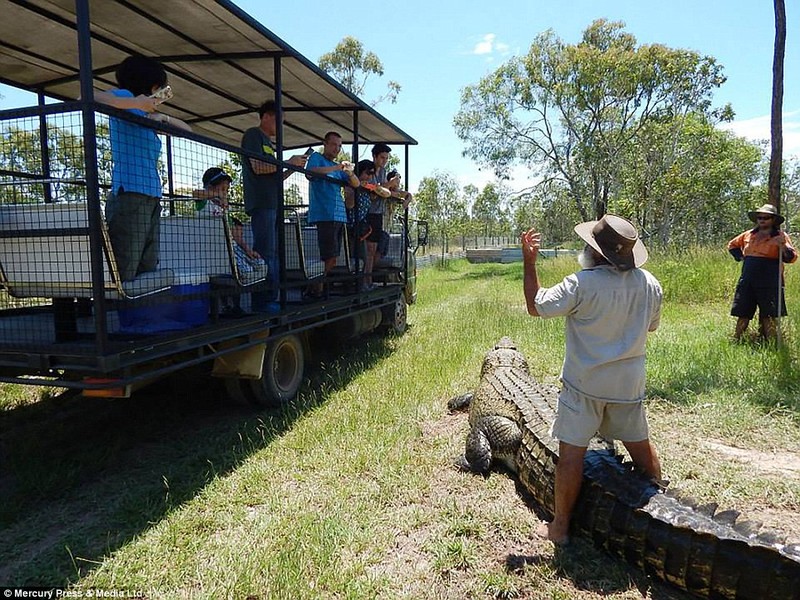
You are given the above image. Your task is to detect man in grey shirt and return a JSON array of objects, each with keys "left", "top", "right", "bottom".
[
  {"left": 241, "top": 100, "right": 306, "bottom": 312},
  {"left": 521, "top": 214, "right": 663, "bottom": 545}
]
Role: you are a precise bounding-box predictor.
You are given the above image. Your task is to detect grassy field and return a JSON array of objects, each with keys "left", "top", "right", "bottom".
[{"left": 0, "top": 249, "right": 798, "bottom": 599}]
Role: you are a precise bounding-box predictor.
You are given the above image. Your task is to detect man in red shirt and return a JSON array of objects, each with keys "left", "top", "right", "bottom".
[{"left": 727, "top": 204, "right": 797, "bottom": 341}]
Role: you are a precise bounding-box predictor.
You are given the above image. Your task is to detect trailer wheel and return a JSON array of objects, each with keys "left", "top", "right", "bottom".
[
  {"left": 249, "top": 334, "right": 305, "bottom": 406},
  {"left": 382, "top": 295, "right": 408, "bottom": 335}
]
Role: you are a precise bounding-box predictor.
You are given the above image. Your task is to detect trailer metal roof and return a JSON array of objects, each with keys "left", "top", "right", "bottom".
[{"left": 0, "top": 0, "right": 417, "bottom": 150}]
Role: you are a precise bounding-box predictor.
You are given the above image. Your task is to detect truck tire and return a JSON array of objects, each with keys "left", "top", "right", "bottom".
[
  {"left": 382, "top": 295, "right": 408, "bottom": 335},
  {"left": 249, "top": 334, "right": 305, "bottom": 406}
]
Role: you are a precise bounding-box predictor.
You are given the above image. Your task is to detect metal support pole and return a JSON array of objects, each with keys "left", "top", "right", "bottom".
[
  {"left": 37, "top": 91, "right": 53, "bottom": 204},
  {"left": 352, "top": 111, "right": 362, "bottom": 280},
  {"left": 76, "top": 0, "right": 109, "bottom": 353},
  {"left": 403, "top": 144, "right": 410, "bottom": 285},
  {"left": 274, "top": 55, "right": 285, "bottom": 306},
  {"left": 166, "top": 136, "right": 175, "bottom": 215}
]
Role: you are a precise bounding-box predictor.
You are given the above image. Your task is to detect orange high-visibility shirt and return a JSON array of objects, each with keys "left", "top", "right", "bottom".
[{"left": 727, "top": 229, "right": 797, "bottom": 262}]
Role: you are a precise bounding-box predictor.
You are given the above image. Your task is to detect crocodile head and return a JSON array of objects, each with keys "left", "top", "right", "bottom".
[{"left": 480, "top": 336, "right": 530, "bottom": 378}]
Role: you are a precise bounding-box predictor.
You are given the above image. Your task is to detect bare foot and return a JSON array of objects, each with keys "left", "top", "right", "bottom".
[{"left": 534, "top": 521, "right": 570, "bottom": 545}]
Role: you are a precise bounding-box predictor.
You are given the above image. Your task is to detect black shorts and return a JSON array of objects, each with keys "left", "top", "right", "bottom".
[
  {"left": 316, "top": 221, "right": 343, "bottom": 261},
  {"left": 731, "top": 278, "right": 787, "bottom": 319},
  {"left": 366, "top": 213, "right": 384, "bottom": 243}
]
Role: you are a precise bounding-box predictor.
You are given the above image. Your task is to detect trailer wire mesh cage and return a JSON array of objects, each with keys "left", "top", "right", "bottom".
[{"left": 0, "top": 104, "right": 412, "bottom": 384}]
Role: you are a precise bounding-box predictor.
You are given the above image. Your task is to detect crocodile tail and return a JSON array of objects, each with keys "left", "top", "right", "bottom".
[{"left": 574, "top": 451, "right": 800, "bottom": 599}]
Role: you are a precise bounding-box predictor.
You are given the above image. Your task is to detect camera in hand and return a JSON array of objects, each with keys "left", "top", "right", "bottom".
[{"left": 150, "top": 85, "right": 173, "bottom": 105}]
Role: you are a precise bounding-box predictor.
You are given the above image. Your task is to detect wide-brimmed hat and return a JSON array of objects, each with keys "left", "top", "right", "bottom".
[
  {"left": 574, "top": 214, "right": 648, "bottom": 271},
  {"left": 747, "top": 203, "right": 784, "bottom": 225}
]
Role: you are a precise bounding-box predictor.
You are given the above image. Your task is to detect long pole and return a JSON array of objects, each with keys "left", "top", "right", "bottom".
[{"left": 771, "top": 0, "right": 786, "bottom": 349}]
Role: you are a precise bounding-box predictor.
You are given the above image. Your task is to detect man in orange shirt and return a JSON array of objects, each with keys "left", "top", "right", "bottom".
[{"left": 727, "top": 204, "right": 797, "bottom": 341}]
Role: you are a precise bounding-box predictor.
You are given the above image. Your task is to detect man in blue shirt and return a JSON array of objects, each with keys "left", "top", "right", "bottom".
[{"left": 306, "top": 131, "right": 360, "bottom": 295}]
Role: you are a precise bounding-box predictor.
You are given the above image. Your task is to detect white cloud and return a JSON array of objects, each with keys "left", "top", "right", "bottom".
[
  {"left": 473, "top": 34, "right": 496, "bottom": 55},
  {"left": 463, "top": 34, "right": 514, "bottom": 66},
  {"left": 721, "top": 110, "right": 800, "bottom": 156}
]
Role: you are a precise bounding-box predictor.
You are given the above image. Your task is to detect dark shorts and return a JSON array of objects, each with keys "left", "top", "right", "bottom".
[
  {"left": 347, "top": 222, "right": 370, "bottom": 260},
  {"left": 366, "top": 213, "right": 384, "bottom": 243},
  {"left": 316, "top": 221, "right": 343, "bottom": 261},
  {"left": 731, "top": 279, "right": 787, "bottom": 318},
  {"left": 731, "top": 257, "right": 787, "bottom": 318}
]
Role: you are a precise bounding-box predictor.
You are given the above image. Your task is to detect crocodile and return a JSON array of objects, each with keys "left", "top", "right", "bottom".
[{"left": 450, "top": 337, "right": 800, "bottom": 600}]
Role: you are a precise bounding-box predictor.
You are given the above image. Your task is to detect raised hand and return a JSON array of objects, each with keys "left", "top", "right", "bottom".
[{"left": 521, "top": 228, "right": 541, "bottom": 263}]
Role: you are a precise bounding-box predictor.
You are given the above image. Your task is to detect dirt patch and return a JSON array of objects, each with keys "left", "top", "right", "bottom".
[
  {"left": 703, "top": 439, "right": 800, "bottom": 477},
  {"left": 701, "top": 439, "right": 800, "bottom": 542},
  {"left": 367, "top": 410, "right": 695, "bottom": 600},
  {"left": 384, "top": 409, "right": 800, "bottom": 600}
]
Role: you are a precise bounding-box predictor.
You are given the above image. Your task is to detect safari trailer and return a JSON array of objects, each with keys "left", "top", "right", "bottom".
[{"left": 0, "top": 0, "right": 421, "bottom": 404}]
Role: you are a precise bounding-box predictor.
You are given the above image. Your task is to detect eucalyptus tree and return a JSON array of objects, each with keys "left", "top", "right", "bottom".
[
  {"left": 782, "top": 158, "right": 800, "bottom": 231},
  {"left": 415, "top": 171, "right": 466, "bottom": 259},
  {"left": 616, "top": 113, "right": 763, "bottom": 246},
  {"left": 319, "top": 36, "right": 401, "bottom": 106},
  {"left": 454, "top": 19, "right": 726, "bottom": 221},
  {"left": 769, "top": 0, "right": 786, "bottom": 211},
  {"left": 511, "top": 181, "right": 580, "bottom": 245},
  {"left": 472, "top": 182, "right": 504, "bottom": 239},
  {"left": 0, "top": 122, "right": 111, "bottom": 204}
]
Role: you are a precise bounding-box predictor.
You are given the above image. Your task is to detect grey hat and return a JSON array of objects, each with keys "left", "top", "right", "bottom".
[
  {"left": 748, "top": 203, "right": 785, "bottom": 225},
  {"left": 574, "top": 214, "right": 648, "bottom": 271}
]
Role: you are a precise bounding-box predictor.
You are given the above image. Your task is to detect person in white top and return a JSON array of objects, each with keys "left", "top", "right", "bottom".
[{"left": 521, "top": 214, "right": 663, "bottom": 545}]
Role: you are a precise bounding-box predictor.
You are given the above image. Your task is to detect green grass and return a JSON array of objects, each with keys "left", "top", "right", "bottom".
[{"left": 0, "top": 250, "right": 798, "bottom": 598}]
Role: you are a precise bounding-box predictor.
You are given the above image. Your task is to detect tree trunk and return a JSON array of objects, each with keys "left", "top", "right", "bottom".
[
  {"left": 769, "top": 0, "right": 786, "bottom": 211},
  {"left": 597, "top": 181, "right": 610, "bottom": 220}
]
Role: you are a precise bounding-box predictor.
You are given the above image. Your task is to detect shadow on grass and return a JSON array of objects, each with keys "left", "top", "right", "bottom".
[
  {"left": 431, "top": 262, "right": 523, "bottom": 284},
  {"left": 505, "top": 543, "right": 693, "bottom": 600},
  {"left": 0, "top": 331, "right": 396, "bottom": 585},
  {"left": 460, "top": 263, "right": 521, "bottom": 281}
]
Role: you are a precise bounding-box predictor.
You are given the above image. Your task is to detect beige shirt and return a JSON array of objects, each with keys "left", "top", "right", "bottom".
[{"left": 535, "top": 265, "right": 662, "bottom": 403}]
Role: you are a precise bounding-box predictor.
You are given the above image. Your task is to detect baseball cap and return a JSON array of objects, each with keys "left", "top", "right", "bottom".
[{"left": 202, "top": 167, "right": 232, "bottom": 187}]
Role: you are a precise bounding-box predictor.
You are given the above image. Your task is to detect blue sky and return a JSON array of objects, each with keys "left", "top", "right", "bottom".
[
  {"left": 235, "top": 0, "right": 796, "bottom": 194},
  {"left": 1, "top": 0, "right": 796, "bottom": 195}
]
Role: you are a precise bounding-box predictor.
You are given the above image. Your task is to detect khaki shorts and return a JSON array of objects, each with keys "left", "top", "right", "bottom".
[{"left": 551, "top": 386, "right": 649, "bottom": 447}]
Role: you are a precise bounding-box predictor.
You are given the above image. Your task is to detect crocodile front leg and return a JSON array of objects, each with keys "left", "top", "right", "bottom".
[{"left": 464, "top": 415, "right": 522, "bottom": 473}]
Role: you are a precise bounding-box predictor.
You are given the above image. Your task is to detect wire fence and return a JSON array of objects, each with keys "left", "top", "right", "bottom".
[{"left": 0, "top": 105, "right": 413, "bottom": 354}]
